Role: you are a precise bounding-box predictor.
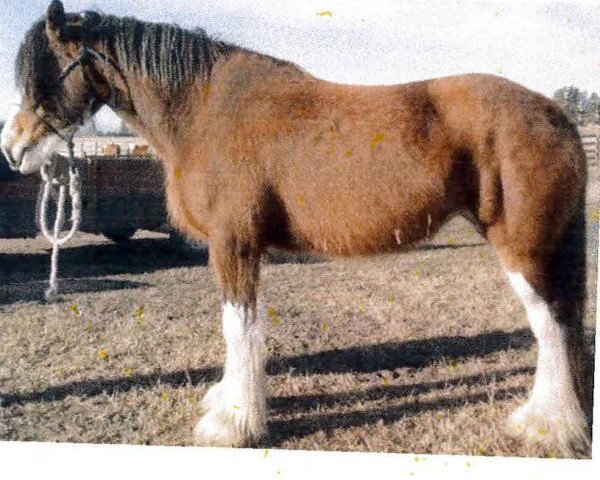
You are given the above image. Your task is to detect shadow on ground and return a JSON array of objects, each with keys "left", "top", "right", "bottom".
[
  {"left": 0, "top": 238, "right": 209, "bottom": 284},
  {"left": 267, "top": 383, "right": 528, "bottom": 446},
  {"left": 0, "top": 328, "right": 533, "bottom": 409},
  {"left": 0, "top": 278, "right": 150, "bottom": 305},
  {"left": 0, "top": 237, "right": 489, "bottom": 305},
  {"left": 268, "top": 328, "right": 533, "bottom": 375},
  {"left": 0, "top": 238, "right": 208, "bottom": 304}
]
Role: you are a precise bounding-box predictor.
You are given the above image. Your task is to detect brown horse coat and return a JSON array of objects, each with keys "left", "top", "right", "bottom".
[{"left": 1, "top": 1, "right": 591, "bottom": 455}]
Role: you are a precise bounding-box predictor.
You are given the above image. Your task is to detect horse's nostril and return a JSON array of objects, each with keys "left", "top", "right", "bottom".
[
  {"left": 5, "top": 153, "right": 17, "bottom": 170},
  {"left": 2, "top": 145, "right": 20, "bottom": 171}
]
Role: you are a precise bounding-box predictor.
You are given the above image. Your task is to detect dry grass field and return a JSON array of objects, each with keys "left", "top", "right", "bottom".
[{"left": 0, "top": 183, "right": 597, "bottom": 458}]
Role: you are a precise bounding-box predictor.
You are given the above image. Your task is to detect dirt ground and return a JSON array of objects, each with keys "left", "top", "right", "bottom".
[{"left": 0, "top": 185, "right": 597, "bottom": 458}]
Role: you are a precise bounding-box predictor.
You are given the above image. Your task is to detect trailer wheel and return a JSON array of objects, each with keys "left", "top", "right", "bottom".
[{"left": 103, "top": 228, "right": 137, "bottom": 243}]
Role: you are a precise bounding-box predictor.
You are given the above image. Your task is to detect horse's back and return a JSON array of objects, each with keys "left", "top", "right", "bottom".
[
  {"left": 267, "top": 74, "right": 582, "bottom": 256},
  {"left": 189, "top": 57, "right": 584, "bottom": 256}
]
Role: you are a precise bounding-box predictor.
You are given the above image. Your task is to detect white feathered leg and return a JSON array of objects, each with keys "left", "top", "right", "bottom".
[
  {"left": 194, "top": 302, "right": 267, "bottom": 447},
  {"left": 505, "top": 270, "right": 589, "bottom": 455}
]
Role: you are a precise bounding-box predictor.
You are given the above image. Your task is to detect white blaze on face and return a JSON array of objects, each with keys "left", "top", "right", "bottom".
[
  {"left": 0, "top": 90, "right": 63, "bottom": 175},
  {"left": 0, "top": 91, "right": 22, "bottom": 164}
]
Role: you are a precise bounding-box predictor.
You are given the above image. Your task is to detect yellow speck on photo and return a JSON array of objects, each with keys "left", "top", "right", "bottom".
[
  {"left": 69, "top": 304, "right": 81, "bottom": 316},
  {"left": 263, "top": 449, "right": 270, "bottom": 458},
  {"left": 316, "top": 10, "right": 332, "bottom": 17},
  {"left": 123, "top": 367, "right": 133, "bottom": 377},
  {"left": 370, "top": 131, "right": 385, "bottom": 149},
  {"left": 161, "top": 392, "right": 170, "bottom": 401},
  {"left": 268, "top": 306, "right": 280, "bottom": 326},
  {"left": 98, "top": 348, "right": 110, "bottom": 363},
  {"left": 134, "top": 305, "right": 144, "bottom": 324}
]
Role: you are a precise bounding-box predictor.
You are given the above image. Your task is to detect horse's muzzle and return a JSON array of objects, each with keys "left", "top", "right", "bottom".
[{"left": 1, "top": 141, "right": 30, "bottom": 172}]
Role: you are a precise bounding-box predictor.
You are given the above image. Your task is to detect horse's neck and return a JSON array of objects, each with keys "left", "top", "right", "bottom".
[{"left": 112, "top": 73, "right": 189, "bottom": 161}]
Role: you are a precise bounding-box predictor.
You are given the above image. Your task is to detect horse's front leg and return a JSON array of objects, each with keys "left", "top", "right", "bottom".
[{"left": 194, "top": 235, "right": 267, "bottom": 447}]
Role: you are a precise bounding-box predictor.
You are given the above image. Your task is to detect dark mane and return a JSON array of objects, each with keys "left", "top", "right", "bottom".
[
  {"left": 16, "top": 12, "right": 240, "bottom": 98},
  {"left": 16, "top": 20, "right": 61, "bottom": 101},
  {"left": 99, "top": 14, "right": 237, "bottom": 93}
]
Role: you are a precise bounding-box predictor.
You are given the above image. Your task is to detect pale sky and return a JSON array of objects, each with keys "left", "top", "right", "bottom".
[{"left": 0, "top": 0, "right": 599, "bottom": 129}]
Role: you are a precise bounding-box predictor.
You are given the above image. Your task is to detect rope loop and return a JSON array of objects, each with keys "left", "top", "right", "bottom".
[{"left": 39, "top": 139, "right": 82, "bottom": 302}]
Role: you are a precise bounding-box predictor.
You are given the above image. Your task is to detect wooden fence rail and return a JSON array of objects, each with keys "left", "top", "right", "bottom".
[{"left": 581, "top": 133, "right": 600, "bottom": 166}]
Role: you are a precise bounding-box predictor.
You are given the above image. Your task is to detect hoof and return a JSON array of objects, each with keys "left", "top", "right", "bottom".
[
  {"left": 194, "top": 409, "right": 250, "bottom": 448},
  {"left": 199, "top": 382, "right": 225, "bottom": 413},
  {"left": 507, "top": 401, "right": 591, "bottom": 457},
  {"left": 194, "top": 382, "right": 267, "bottom": 448}
]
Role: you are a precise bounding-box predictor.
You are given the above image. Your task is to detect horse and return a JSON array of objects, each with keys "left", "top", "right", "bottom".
[{"left": 0, "top": 0, "right": 593, "bottom": 456}]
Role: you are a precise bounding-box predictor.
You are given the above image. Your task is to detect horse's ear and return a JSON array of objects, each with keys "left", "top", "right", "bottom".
[{"left": 46, "top": 0, "right": 66, "bottom": 42}]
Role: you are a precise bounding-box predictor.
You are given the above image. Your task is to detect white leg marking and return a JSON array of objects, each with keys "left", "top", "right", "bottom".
[
  {"left": 506, "top": 271, "right": 568, "bottom": 399},
  {"left": 194, "top": 302, "right": 267, "bottom": 447},
  {"left": 505, "top": 270, "right": 589, "bottom": 454}
]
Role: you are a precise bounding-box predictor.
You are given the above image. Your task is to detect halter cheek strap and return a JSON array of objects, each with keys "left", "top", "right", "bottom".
[
  {"left": 32, "top": 41, "right": 131, "bottom": 160},
  {"left": 59, "top": 44, "right": 131, "bottom": 109}
]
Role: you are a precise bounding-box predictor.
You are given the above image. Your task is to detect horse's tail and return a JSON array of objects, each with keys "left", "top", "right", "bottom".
[{"left": 551, "top": 190, "right": 593, "bottom": 425}]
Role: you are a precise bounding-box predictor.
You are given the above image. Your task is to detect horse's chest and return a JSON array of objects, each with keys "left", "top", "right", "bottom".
[{"left": 164, "top": 170, "right": 212, "bottom": 239}]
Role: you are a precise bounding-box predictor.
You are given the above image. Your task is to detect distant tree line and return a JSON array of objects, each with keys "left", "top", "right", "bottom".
[{"left": 552, "top": 86, "right": 600, "bottom": 126}]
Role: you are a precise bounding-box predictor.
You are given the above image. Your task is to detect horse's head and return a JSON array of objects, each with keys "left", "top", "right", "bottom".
[{"left": 1, "top": 1, "right": 106, "bottom": 174}]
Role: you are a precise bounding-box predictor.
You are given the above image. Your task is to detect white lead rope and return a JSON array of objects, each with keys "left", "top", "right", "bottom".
[{"left": 39, "top": 161, "right": 82, "bottom": 302}]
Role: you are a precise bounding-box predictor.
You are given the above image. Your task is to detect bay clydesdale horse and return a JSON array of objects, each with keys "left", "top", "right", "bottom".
[{"left": 0, "top": 1, "right": 593, "bottom": 456}]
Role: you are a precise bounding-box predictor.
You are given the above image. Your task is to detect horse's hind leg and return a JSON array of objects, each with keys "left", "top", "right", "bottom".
[
  {"left": 194, "top": 230, "right": 267, "bottom": 447},
  {"left": 488, "top": 202, "right": 592, "bottom": 456}
]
